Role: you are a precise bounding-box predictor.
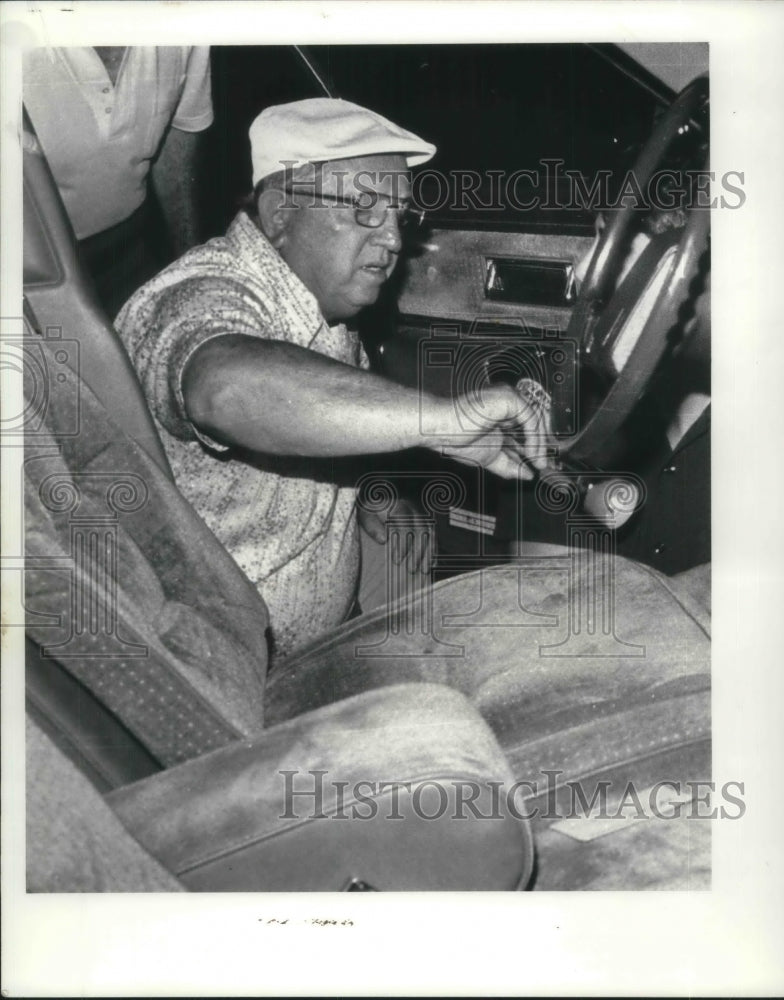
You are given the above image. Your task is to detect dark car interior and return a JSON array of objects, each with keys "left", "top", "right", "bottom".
[
  {"left": 20, "top": 43, "right": 711, "bottom": 893},
  {"left": 202, "top": 44, "right": 710, "bottom": 580}
]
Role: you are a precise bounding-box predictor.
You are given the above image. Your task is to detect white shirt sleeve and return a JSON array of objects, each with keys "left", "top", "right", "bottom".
[{"left": 171, "top": 46, "right": 214, "bottom": 133}]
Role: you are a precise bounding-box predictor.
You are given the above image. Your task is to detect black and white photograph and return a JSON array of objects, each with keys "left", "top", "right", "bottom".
[{"left": 2, "top": 1, "right": 782, "bottom": 996}]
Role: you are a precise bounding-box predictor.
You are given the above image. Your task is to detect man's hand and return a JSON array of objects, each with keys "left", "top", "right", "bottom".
[
  {"left": 357, "top": 496, "right": 433, "bottom": 575},
  {"left": 438, "top": 382, "right": 553, "bottom": 480}
]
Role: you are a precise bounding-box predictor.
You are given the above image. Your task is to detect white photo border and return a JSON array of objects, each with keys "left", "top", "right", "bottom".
[{"left": 2, "top": 1, "right": 783, "bottom": 995}]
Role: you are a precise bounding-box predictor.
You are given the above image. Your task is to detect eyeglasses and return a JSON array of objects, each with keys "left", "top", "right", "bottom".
[{"left": 282, "top": 186, "right": 426, "bottom": 232}]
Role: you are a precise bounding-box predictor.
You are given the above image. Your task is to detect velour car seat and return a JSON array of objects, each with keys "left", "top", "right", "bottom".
[{"left": 22, "top": 122, "right": 534, "bottom": 892}]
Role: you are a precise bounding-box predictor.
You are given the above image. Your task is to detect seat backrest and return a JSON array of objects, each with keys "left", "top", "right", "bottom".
[
  {"left": 24, "top": 334, "right": 271, "bottom": 769},
  {"left": 26, "top": 635, "right": 163, "bottom": 790},
  {"left": 23, "top": 124, "right": 271, "bottom": 774},
  {"left": 22, "top": 118, "right": 172, "bottom": 477}
]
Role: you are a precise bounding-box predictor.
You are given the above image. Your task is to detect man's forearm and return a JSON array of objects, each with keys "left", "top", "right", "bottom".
[{"left": 182, "top": 335, "right": 484, "bottom": 456}]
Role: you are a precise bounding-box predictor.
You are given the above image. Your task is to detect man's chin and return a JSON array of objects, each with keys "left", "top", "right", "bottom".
[
  {"left": 335, "top": 289, "right": 383, "bottom": 320},
  {"left": 323, "top": 272, "right": 393, "bottom": 321},
  {"left": 325, "top": 303, "right": 365, "bottom": 324}
]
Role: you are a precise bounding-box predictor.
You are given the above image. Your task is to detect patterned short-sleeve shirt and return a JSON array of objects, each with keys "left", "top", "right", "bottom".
[{"left": 116, "top": 212, "right": 364, "bottom": 661}]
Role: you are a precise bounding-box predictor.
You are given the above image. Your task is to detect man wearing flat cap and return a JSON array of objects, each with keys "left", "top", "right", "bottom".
[{"left": 117, "top": 98, "right": 549, "bottom": 661}]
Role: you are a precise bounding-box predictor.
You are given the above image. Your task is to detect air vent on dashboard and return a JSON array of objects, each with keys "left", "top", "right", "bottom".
[{"left": 485, "top": 258, "right": 576, "bottom": 307}]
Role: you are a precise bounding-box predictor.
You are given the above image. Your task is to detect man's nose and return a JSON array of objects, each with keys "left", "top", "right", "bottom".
[{"left": 370, "top": 212, "right": 403, "bottom": 252}]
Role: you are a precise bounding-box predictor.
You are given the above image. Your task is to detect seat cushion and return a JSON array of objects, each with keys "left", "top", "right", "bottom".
[
  {"left": 108, "top": 683, "right": 535, "bottom": 891},
  {"left": 265, "top": 554, "right": 710, "bottom": 786}
]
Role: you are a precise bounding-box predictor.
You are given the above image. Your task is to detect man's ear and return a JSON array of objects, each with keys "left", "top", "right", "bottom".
[{"left": 256, "top": 188, "right": 293, "bottom": 247}]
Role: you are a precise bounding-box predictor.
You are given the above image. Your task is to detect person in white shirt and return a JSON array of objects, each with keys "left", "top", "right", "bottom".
[{"left": 23, "top": 46, "right": 214, "bottom": 316}]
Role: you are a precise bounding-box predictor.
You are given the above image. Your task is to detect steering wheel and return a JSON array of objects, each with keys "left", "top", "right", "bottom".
[{"left": 553, "top": 75, "right": 710, "bottom": 467}]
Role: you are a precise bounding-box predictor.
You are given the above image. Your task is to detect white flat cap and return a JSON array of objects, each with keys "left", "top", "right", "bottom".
[{"left": 249, "top": 97, "right": 436, "bottom": 186}]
